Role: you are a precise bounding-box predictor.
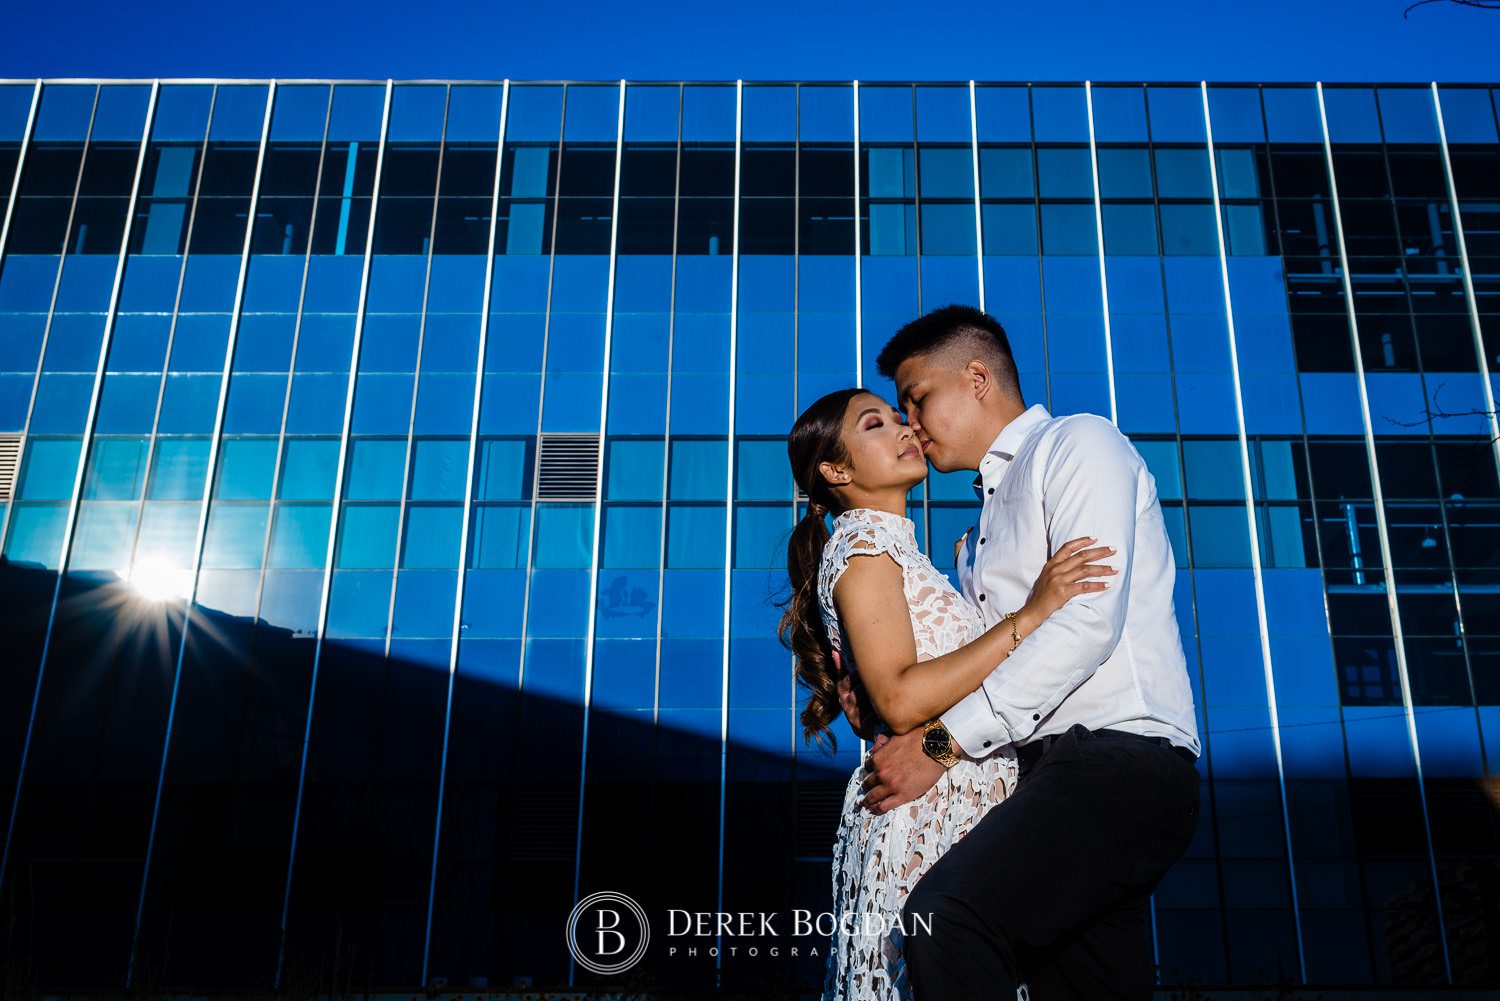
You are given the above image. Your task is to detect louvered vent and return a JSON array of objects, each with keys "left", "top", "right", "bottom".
[
  {"left": 535, "top": 434, "right": 600, "bottom": 500},
  {"left": 0, "top": 435, "right": 20, "bottom": 502},
  {"left": 793, "top": 781, "right": 847, "bottom": 861},
  {"left": 508, "top": 784, "right": 577, "bottom": 862}
]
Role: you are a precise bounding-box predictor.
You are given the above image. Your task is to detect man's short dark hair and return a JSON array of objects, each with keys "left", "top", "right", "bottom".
[{"left": 875, "top": 304, "right": 1022, "bottom": 400}]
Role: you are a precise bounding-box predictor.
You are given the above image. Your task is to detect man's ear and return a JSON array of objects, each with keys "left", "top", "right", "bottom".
[{"left": 968, "top": 359, "right": 992, "bottom": 400}]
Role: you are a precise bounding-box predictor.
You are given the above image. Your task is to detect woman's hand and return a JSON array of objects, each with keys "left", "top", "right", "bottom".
[{"left": 1019, "top": 535, "right": 1116, "bottom": 627}]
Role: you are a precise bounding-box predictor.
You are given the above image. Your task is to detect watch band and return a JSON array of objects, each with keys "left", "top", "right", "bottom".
[{"left": 922, "top": 719, "right": 961, "bottom": 768}]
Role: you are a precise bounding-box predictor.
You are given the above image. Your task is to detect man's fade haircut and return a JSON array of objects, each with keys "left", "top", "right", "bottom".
[{"left": 875, "top": 304, "right": 1023, "bottom": 402}]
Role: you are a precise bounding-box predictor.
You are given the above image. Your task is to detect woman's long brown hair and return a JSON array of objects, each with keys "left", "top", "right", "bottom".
[{"left": 778, "top": 387, "right": 866, "bottom": 755}]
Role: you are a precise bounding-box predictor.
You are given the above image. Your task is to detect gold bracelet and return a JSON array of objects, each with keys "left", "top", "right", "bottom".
[{"left": 1003, "top": 610, "right": 1021, "bottom": 652}]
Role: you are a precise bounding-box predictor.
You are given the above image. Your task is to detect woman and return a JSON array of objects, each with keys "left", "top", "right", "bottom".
[{"left": 778, "top": 387, "right": 1116, "bottom": 1001}]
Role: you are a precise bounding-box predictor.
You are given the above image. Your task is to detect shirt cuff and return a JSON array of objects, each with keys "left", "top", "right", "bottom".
[{"left": 940, "top": 686, "right": 1016, "bottom": 758}]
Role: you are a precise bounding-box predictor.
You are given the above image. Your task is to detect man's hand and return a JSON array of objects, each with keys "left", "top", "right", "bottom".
[
  {"left": 859, "top": 728, "right": 946, "bottom": 814},
  {"left": 954, "top": 527, "right": 972, "bottom": 568},
  {"left": 832, "top": 648, "right": 881, "bottom": 742}
]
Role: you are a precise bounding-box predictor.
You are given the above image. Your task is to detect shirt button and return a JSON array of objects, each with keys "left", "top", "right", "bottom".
[
  {"left": 1032, "top": 713, "right": 1041, "bottom": 721},
  {"left": 987, "top": 487, "right": 994, "bottom": 495},
  {"left": 983, "top": 740, "right": 992, "bottom": 748},
  {"left": 979, "top": 537, "right": 986, "bottom": 545},
  {"left": 978, "top": 594, "right": 986, "bottom": 602}
]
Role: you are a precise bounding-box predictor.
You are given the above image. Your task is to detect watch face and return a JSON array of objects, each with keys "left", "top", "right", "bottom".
[{"left": 923, "top": 731, "right": 947, "bottom": 756}]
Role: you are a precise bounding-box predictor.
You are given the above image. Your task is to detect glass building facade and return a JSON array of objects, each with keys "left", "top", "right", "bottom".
[{"left": 0, "top": 78, "right": 1497, "bottom": 994}]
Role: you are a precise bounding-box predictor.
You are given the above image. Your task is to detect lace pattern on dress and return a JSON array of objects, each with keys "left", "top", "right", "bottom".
[{"left": 816, "top": 508, "right": 1021, "bottom": 1001}]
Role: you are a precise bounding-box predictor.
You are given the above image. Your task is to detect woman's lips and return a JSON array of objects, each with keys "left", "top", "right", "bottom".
[{"left": 899, "top": 445, "right": 918, "bottom": 458}]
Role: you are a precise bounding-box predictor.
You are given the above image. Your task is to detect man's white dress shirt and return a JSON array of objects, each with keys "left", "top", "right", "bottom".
[{"left": 938, "top": 403, "right": 1202, "bottom": 758}]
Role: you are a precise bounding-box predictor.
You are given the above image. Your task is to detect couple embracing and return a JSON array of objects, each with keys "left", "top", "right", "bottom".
[{"left": 779, "top": 305, "right": 1202, "bottom": 1001}]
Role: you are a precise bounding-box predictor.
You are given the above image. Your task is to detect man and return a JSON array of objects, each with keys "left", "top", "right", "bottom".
[{"left": 839, "top": 304, "right": 1202, "bottom": 1000}]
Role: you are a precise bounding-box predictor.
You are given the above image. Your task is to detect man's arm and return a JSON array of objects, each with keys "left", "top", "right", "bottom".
[{"left": 940, "top": 416, "right": 1142, "bottom": 756}]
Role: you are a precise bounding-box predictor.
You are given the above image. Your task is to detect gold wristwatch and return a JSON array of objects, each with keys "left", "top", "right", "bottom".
[{"left": 921, "top": 719, "right": 961, "bottom": 768}]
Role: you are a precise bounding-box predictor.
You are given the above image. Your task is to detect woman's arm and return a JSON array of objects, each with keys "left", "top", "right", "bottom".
[{"left": 832, "top": 536, "right": 1115, "bottom": 738}]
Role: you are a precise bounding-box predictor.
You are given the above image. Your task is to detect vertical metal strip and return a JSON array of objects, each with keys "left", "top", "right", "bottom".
[
  {"left": 1083, "top": 81, "right": 1118, "bottom": 425},
  {"left": 0, "top": 81, "right": 155, "bottom": 890},
  {"left": 1201, "top": 80, "right": 1309, "bottom": 984},
  {"left": 420, "top": 79, "right": 509, "bottom": 986},
  {"left": 852, "top": 80, "right": 863, "bottom": 388},
  {"left": 125, "top": 80, "right": 277, "bottom": 988},
  {"left": 274, "top": 78, "right": 395, "bottom": 991},
  {"left": 714, "top": 78, "right": 744, "bottom": 974},
  {"left": 1316, "top": 80, "right": 1453, "bottom": 984},
  {"left": 567, "top": 77, "right": 626, "bottom": 987},
  {"left": 969, "top": 80, "right": 985, "bottom": 313},
  {"left": 1430, "top": 84, "right": 1500, "bottom": 481}
]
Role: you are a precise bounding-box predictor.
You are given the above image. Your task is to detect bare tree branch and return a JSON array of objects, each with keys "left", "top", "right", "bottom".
[{"left": 1405, "top": 0, "right": 1500, "bottom": 18}]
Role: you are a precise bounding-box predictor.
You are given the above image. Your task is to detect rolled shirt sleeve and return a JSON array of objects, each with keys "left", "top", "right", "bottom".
[{"left": 941, "top": 416, "right": 1143, "bottom": 757}]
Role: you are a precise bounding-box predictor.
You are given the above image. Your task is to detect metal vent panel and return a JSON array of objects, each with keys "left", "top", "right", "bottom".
[
  {"left": 536, "top": 434, "right": 600, "bottom": 500},
  {"left": 0, "top": 435, "right": 20, "bottom": 502}
]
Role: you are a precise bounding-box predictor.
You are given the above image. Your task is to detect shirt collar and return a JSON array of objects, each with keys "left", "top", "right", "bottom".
[{"left": 972, "top": 403, "right": 1052, "bottom": 498}]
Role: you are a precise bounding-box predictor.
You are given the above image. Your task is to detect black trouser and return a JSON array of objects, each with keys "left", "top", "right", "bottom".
[{"left": 901, "top": 723, "right": 1200, "bottom": 1000}]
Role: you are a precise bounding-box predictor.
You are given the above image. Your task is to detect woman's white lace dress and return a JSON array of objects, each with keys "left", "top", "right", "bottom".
[{"left": 818, "top": 507, "right": 1019, "bottom": 1001}]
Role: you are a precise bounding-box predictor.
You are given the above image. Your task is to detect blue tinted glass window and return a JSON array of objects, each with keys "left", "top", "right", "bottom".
[
  {"left": 606, "top": 439, "right": 665, "bottom": 500},
  {"left": 668, "top": 439, "right": 727, "bottom": 500},
  {"left": 217, "top": 438, "right": 278, "bottom": 498},
  {"left": 1031, "top": 87, "right": 1089, "bottom": 142},
  {"left": 1036, "top": 148, "right": 1094, "bottom": 198},
  {"left": 388, "top": 85, "right": 447, "bottom": 142},
  {"left": 734, "top": 504, "right": 792, "bottom": 569},
  {"left": 1090, "top": 86, "right": 1147, "bottom": 142},
  {"left": 280, "top": 438, "right": 340, "bottom": 499},
  {"left": 534, "top": 503, "right": 594, "bottom": 568},
  {"left": 268, "top": 504, "right": 331, "bottom": 567},
  {"left": 338, "top": 504, "right": 400, "bottom": 568},
  {"left": 624, "top": 84, "right": 678, "bottom": 142},
  {"left": 34, "top": 84, "right": 95, "bottom": 141},
  {"left": 347, "top": 438, "right": 407, "bottom": 499},
  {"left": 504, "top": 85, "right": 563, "bottom": 142},
  {"left": 1146, "top": 86, "right": 1206, "bottom": 143},
  {"left": 667, "top": 504, "right": 725, "bottom": 569},
  {"left": 603, "top": 505, "right": 661, "bottom": 569},
  {"left": 915, "top": 86, "right": 971, "bottom": 143},
  {"left": 209, "top": 85, "right": 270, "bottom": 141},
  {"left": 742, "top": 85, "right": 795, "bottom": 142},
  {"left": 470, "top": 504, "right": 530, "bottom": 568},
  {"left": 18, "top": 439, "right": 81, "bottom": 499},
  {"left": 1158, "top": 204, "right": 1218, "bottom": 256},
  {"left": 1207, "top": 87, "right": 1265, "bottom": 143},
  {"left": 1040, "top": 204, "right": 1097, "bottom": 255},
  {"left": 1097, "top": 148, "right": 1153, "bottom": 198},
  {"left": 151, "top": 85, "right": 213, "bottom": 141},
  {"left": 149, "top": 438, "right": 210, "bottom": 499},
  {"left": 92, "top": 85, "right": 151, "bottom": 141},
  {"left": 1183, "top": 441, "right": 1245, "bottom": 499},
  {"left": 270, "top": 84, "right": 331, "bottom": 141},
  {"left": 1102, "top": 204, "right": 1158, "bottom": 256},
  {"left": 682, "top": 86, "right": 735, "bottom": 142},
  {"left": 981, "top": 204, "right": 1038, "bottom": 255},
  {"left": 5, "top": 505, "right": 69, "bottom": 567},
  {"left": 859, "top": 85, "right": 913, "bottom": 144},
  {"left": 1188, "top": 505, "right": 1251, "bottom": 567},
  {"left": 919, "top": 148, "right": 971, "bottom": 198},
  {"left": 477, "top": 439, "right": 530, "bottom": 499},
  {"left": 83, "top": 438, "right": 147, "bottom": 499},
  {"left": 1154, "top": 149, "right": 1212, "bottom": 198},
  {"left": 410, "top": 439, "right": 468, "bottom": 500},
  {"left": 403, "top": 505, "right": 462, "bottom": 568},
  {"left": 135, "top": 500, "right": 198, "bottom": 566},
  {"left": 1136, "top": 441, "right": 1183, "bottom": 500},
  {"left": 71, "top": 502, "right": 139, "bottom": 569},
  {"left": 974, "top": 86, "right": 1031, "bottom": 142},
  {"left": 735, "top": 439, "right": 791, "bottom": 500},
  {"left": 920, "top": 204, "right": 976, "bottom": 256},
  {"left": 979, "top": 147, "right": 1034, "bottom": 198},
  {"left": 799, "top": 85, "right": 853, "bottom": 141},
  {"left": 328, "top": 85, "right": 386, "bottom": 142},
  {"left": 563, "top": 85, "right": 620, "bottom": 142},
  {"left": 201, "top": 503, "right": 270, "bottom": 568}
]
